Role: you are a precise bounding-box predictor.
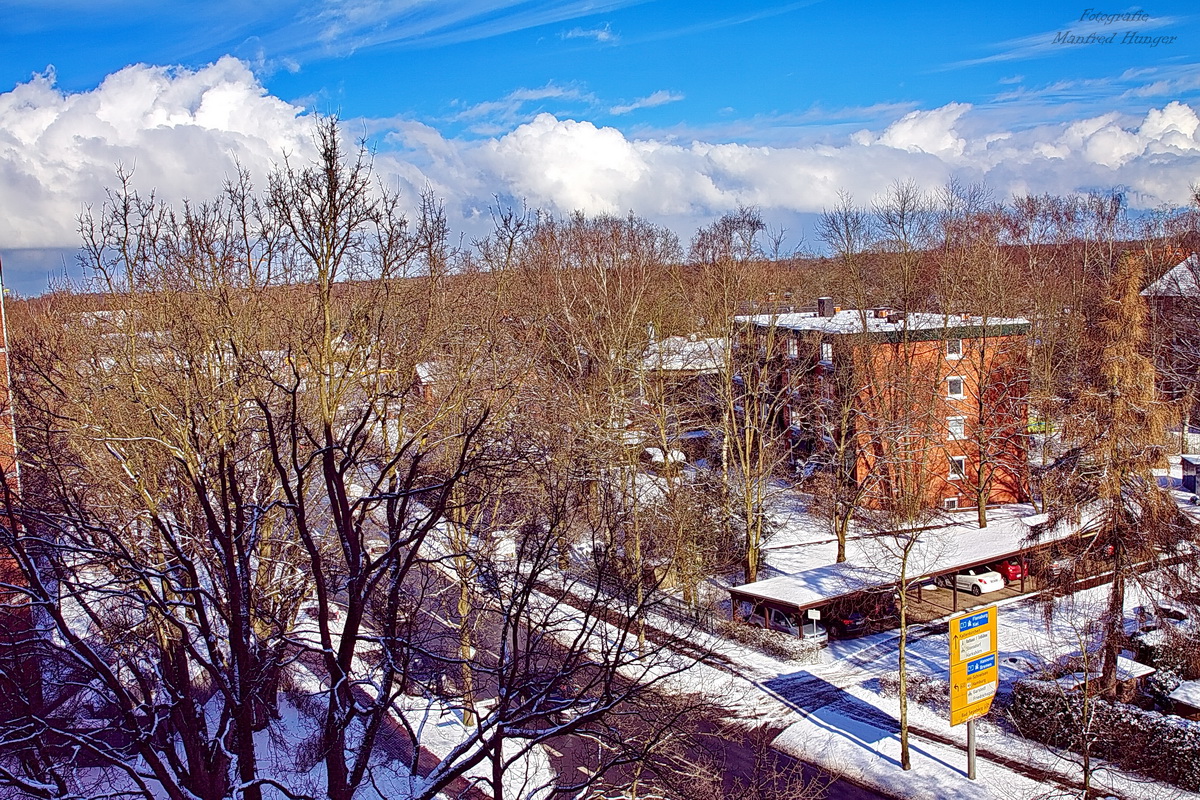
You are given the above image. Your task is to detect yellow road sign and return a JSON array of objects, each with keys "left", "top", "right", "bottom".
[
  {"left": 951, "top": 653, "right": 998, "bottom": 706},
  {"left": 949, "top": 607, "right": 998, "bottom": 726},
  {"left": 951, "top": 698, "right": 993, "bottom": 727},
  {"left": 949, "top": 607, "right": 996, "bottom": 666}
]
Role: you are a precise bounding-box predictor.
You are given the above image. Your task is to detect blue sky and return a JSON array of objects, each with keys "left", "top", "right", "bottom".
[{"left": 2, "top": 1, "right": 1199, "bottom": 293}]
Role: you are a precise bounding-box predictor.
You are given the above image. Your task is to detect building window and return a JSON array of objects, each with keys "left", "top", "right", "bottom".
[
  {"left": 946, "top": 338, "right": 963, "bottom": 359},
  {"left": 820, "top": 341, "right": 833, "bottom": 363},
  {"left": 944, "top": 497, "right": 959, "bottom": 510},
  {"left": 948, "top": 416, "right": 966, "bottom": 440},
  {"left": 949, "top": 455, "right": 967, "bottom": 481},
  {"left": 785, "top": 336, "right": 799, "bottom": 358},
  {"left": 947, "top": 376, "right": 965, "bottom": 399}
]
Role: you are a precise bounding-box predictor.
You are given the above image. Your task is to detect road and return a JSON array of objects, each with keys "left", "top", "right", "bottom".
[
  {"left": 404, "top": 565, "right": 892, "bottom": 799},
  {"left": 541, "top": 719, "right": 888, "bottom": 800}
]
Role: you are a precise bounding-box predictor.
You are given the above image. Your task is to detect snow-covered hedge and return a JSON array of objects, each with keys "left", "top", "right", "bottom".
[
  {"left": 878, "top": 672, "right": 950, "bottom": 709},
  {"left": 716, "top": 619, "right": 822, "bottom": 664},
  {"left": 1010, "top": 679, "right": 1200, "bottom": 791}
]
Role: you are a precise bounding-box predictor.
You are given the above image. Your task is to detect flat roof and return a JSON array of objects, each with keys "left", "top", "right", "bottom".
[
  {"left": 734, "top": 310, "right": 1030, "bottom": 343},
  {"left": 1059, "top": 657, "right": 1155, "bottom": 689},
  {"left": 1171, "top": 679, "right": 1200, "bottom": 707}
]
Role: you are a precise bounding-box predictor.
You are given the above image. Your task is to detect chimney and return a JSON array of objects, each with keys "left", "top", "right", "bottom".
[
  {"left": 886, "top": 311, "right": 905, "bottom": 324},
  {"left": 817, "top": 297, "right": 835, "bottom": 318},
  {"left": 872, "top": 307, "right": 891, "bottom": 319}
]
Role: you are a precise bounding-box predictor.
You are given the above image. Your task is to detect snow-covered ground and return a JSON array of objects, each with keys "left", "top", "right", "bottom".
[
  {"left": 658, "top": 578, "right": 1200, "bottom": 800},
  {"left": 679, "top": 471, "right": 1200, "bottom": 800}
]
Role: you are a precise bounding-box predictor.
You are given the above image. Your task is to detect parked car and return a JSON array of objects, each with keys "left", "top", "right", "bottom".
[
  {"left": 1129, "top": 603, "right": 1191, "bottom": 634},
  {"left": 937, "top": 566, "right": 1005, "bottom": 596},
  {"left": 826, "top": 609, "right": 870, "bottom": 639},
  {"left": 988, "top": 558, "right": 1026, "bottom": 585},
  {"left": 749, "top": 606, "right": 829, "bottom": 646}
]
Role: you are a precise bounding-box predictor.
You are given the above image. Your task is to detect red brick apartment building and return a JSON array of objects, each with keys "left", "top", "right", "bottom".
[{"left": 738, "top": 298, "right": 1030, "bottom": 514}]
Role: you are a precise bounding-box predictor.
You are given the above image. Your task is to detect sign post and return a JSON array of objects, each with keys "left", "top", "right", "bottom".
[
  {"left": 948, "top": 606, "right": 998, "bottom": 780},
  {"left": 967, "top": 719, "right": 976, "bottom": 780}
]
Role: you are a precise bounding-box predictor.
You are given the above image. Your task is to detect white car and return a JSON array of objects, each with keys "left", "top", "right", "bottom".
[
  {"left": 938, "top": 566, "right": 1005, "bottom": 596},
  {"left": 749, "top": 607, "right": 829, "bottom": 646}
]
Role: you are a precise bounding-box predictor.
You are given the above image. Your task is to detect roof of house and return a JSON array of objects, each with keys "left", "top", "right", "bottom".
[
  {"left": 1057, "top": 657, "right": 1155, "bottom": 689},
  {"left": 1143, "top": 253, "right": 1200, "bottom": 297},
  {"left": 642, "top": 335, "right": 726, "bottom": 374},
  {"left": 733, "top": 310, "right": 1030, "bottom": 343},
  {"left": 1171, "top": 679, "right": 1200, "bottom": 708}
]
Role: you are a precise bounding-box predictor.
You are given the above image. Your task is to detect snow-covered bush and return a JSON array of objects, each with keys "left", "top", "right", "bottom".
[
  {"left": 716, "top": 619, "right": 821, "bottom": 664},
  {"left": 1147, "top": 666, "right": 1183, "bottom": 706},
  {"left": 1010, "top": 678, "right": 1200, "bottom": 791},
  {"left": 1135, "top": 630, "right": 1200, "bottom": 680},
  {"left": 878, "top": 672, "right": 949, "bottom": 708}
]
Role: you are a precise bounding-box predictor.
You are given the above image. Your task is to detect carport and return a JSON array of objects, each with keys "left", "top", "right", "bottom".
[
  {"left": 729, "top": 506, "right": 1092, "bottom": 628},
  {"left": 728, "top": 561, "right": 883, "bottom": 633}
]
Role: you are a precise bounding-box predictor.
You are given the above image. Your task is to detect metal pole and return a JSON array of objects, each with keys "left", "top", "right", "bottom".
[{"left": 967, "top": 718, "right": 977, "bottom": 780}]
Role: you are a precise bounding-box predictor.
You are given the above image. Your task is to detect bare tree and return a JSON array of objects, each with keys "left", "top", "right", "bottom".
[
  {"left": 1039, "top": 250, "right": 1193, "bottom": 700},
  {"left": 935, "top": 186, "right": 1030, "bottom": 526},
  {"left": 0, "top": 122, "right": 698, "bottom": 800},
  {"left": 690, "top": 208, "right": 794, "bottom": 584}
]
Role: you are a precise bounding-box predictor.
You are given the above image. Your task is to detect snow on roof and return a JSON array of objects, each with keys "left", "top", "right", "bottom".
[
  {"left": 1117, "top": 656, "right": 1156, "bottom": 681},
  {"left": 642, "top": 335, "right": 726, "bottom": 373},
  {"left": 1171, "top": 679, "right": 1200, "bottom": 708},
  {"left": 1142, "top": 253, "right": 1200, "bottom": 297},
  {"left": 728, "top": 561, "right": 887, "bottom": 609},
  {"left": 733, "top": 309, "right": 1030, "bottom": 338},
  {"left": 730, "top": 503, "right": 1087, "bottom": 611},
  {"left": 1056, "top": 658, "right": 1153, "bottom": 690}
]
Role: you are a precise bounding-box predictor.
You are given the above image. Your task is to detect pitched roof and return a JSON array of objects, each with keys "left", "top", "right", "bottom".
[
  {"left": 642, "top": 335, "right": 726, "bottom": 374},
  {"left": 1143, "top": 253, "right": 1200, "bottom": 297}
]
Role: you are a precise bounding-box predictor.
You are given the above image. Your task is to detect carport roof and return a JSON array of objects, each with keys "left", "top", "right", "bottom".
[
  {"left": 728, "top": 562, "right": 888, "bottom": 610},
  {"left": 729, "top": 505, "right": 1095, "bottom": 613}
]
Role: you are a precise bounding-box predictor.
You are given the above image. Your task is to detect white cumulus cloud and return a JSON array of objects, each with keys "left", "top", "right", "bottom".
[
  {"left": 0, "top": 57, "right": 314, "bottom": 249},
  {"left": 2, "top": 58, "right": 1199, "bottom": 261}
]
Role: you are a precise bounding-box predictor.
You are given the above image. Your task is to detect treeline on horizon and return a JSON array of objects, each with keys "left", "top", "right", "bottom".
[{"left": 12, "top": 148, "right": 1200, "bottom": 323}]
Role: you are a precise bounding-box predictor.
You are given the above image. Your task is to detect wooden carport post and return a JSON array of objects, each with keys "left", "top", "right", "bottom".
[{"left": 952, "top": 580, "right": 958, "bottom": 612}]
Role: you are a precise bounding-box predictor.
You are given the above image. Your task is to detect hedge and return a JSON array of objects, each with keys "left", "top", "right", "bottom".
[{"left": 1009, "top": 678, "right": 1200, "bottom": 791}]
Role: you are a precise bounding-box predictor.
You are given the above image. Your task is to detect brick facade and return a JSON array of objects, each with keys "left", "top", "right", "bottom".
[{"left": 740, "top": 306, "right": 1030, "bottom": 513}]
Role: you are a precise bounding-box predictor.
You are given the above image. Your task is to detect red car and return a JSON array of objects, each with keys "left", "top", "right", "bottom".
[{"left": 988, "top": 558, "right": 1026, "bottom": 585}]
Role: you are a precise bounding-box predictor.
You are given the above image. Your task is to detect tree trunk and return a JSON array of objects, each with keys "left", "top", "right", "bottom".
[
  {"left": 1099, "top": 548, "right": 1126, "bottom": 700},
  {"left": 491, "top": 732, "right": 504, "bottom": 800},
  {"left": 835, "top": 508, "right": 850, "bottom": 564},
  {"left": 460, "top": 578, "right": 476, "bottom": 727},
  {"left": 898, "top": 594, "right": 911, "bottom": 771}
]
